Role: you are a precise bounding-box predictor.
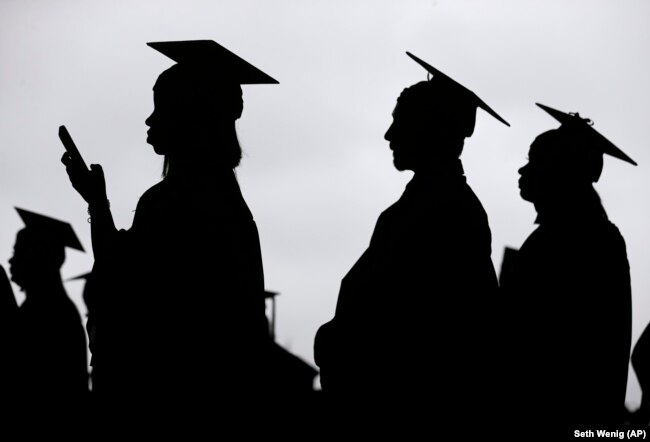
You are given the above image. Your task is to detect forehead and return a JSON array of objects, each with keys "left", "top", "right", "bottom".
[
  {"left": 529, "top": 131, "right": 564, "bottom": 158},
  {"left": 528, "top": 138, "right": 547, "bottom": 157},
  {"left": 392, "top": 95, "right": 433, "bottom": 120},
  {"left": 13, "top": 229, "right": 35, "bottom": 252},
  {"left": 528, "top": 130, "right": 591, "bottom": 169},
  {"left": 14, "top": 228, "right": 63, "bottom": 253}
]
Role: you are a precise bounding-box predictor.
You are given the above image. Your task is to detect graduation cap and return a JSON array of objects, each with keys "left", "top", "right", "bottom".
[
  {"left": 405, "top": 51, "right": 510, "bottom": 131},
  {"left": 536, "top": 103, "right": 637, "bottom": 166},
  {"left": 147, "top": 40, "right": 278, "bottom": 84},
  {"left": 66, "top": 271, "right": 96, "bottom": 311},
  {"left": 15, "top": 208, "right": 84, "bottom": 252},
  {"left": 66, "top": 271, "right": 92, "bottom": 282}
]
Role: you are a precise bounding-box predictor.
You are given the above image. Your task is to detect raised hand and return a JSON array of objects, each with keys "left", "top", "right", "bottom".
[{"left": 61, "top": 154, "right": 108, "bottom": 206}]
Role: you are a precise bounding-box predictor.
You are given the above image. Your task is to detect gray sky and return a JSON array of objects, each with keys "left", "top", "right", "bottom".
[{"left": 1, "top": 0, "right": 649, "bottom": 408}]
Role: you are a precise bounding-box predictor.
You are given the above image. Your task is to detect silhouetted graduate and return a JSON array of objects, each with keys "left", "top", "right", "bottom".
[
  {"left": 501, "top": 104, "right": 634, "bottom": 433},
  {"left": 314, "top": 52, "right": 508, "bottom": 426},
  {"left": 61, "top": 40, "right": 276, "bottom": 421},
  {"left": 6, "top": 208, "right": 89, "bottom": 405}
]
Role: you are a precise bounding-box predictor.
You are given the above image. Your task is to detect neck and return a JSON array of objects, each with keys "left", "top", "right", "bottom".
[
  {"left": 534, "top": 185, "right": 606, "bottom": 223},
  {"left": 413, "top": 157, "right": 464, "bottom": 178},
  {"left": 166, "top": 156, "right": 233, "bottom": 180},
  {"left": 24, "top": 269, "right": 66, "bottom": 300}
]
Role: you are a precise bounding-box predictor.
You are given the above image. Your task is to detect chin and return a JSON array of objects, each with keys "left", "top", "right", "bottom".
[
  {"left": 392, "top": 157, "right": 412, "bottom": 172},
  {"left": 519, "top": 189, "right": 533, "bottom": 203},
  {"left": 151, "top": 144, "right": 167, "bottom": 155},
  {"left": 147, "top": 136, "right": 164, "bottom": 153},
  {"left": 393, "top": 160, "right": 407, "bottom": 171}
]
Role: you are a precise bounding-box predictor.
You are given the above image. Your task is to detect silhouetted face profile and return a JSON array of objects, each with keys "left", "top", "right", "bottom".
[
  {"left": 384, "top": 53, "right": 510, "bottom": 173},
  {"left": 9, "top": 229, "right": 64, "bottom": 292},
  {"left": 145, "top": 64, "right": 244, "bottom": 168},
  {"left": 384, "top": 81, "right": 474, "bottom": 172},
  {"left": 518, "top": 128, "right": 604, "bottom": 204},
  {"left": 145, "top": 78, "right": 188, "bottom": 156},
  {"left": 520, "top": 103, "right": 637, "bottom": 205},
  {"left": 384, "top": 100, "right": 427, "bottom": 171}
]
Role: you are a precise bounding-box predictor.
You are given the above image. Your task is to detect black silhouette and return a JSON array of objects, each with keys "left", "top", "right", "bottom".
[
  {"left": 6, "top": 208, "right": 89, "bottom": 404},
  {"left": 0, "top": 263, "right": 17, "bottom": 314},
  {"left": 314, "top": 52, "right": 509, "bottom": 426},
  {"left": 500, "top": 104, "right": 634, "bottom": 433},
  {"left": 59, "top": 125, "right": 89, "bottom": 172},
  {"left": 268, "top": 342, "right": 318, "bottom": 395},
  {"left": 631, "top": 322, "right": 650, "bottom": 426},
  {"left": 61, "top": 40, "right": 277, "bottom": 421},
  {"left": 67, "top": 271, "right": 98, "bottom": 393},
  {"left": 0, "top": 264, "right": 17, "bottom": 396}
]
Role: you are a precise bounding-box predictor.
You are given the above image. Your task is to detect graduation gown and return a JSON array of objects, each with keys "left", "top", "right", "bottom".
[
  {"left": 91, "top": 171, "right": 269, "bottom": 407},
  {"left": 501, "top": 203, "right": 632, "bottom": 430},
  {"left": 13, "top": 289, "right": 89, "bottom": 400},
  {"left": 315, "top": 160, "right": 499, "bottom": 415}
]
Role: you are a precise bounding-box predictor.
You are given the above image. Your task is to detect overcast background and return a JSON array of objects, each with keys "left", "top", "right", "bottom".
[{"left": 1, "top": 0, "right": 649, "bottom": 409}]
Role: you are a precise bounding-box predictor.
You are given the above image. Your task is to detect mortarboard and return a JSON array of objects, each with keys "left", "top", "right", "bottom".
[
  {"left": 147, "top": 40, "right": 279, "bottom": 85},
  {"left": 536, "top": 103, "right": 637, "bottom": 166},
  {"left": 15, "top": 208, "right": 84, "bottom": 252},
  {"left": 66, "top": 271, "right": 92, "bottom": 282},
  {"left": 406, "top": 51, "right": 510, "bottom": 128},
  {"left": 66, "top": 271, "right": 96, "bottom": 310}
]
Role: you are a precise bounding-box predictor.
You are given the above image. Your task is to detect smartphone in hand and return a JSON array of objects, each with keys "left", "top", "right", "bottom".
[{"left": 58, "top": 125, "right": 89, "bottom": 171}]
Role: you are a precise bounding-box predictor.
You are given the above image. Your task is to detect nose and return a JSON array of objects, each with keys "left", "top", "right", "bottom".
[
  {"left": 145, "top": 111, "right": 154, "bottom": 128},
  {"left": 518, "top": 163, "right": 528, "bottom": 176},
  {"left": 384, "top": 122, "right": 394, "bottom": 142}
]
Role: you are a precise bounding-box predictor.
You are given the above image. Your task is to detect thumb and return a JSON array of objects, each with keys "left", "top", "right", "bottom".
[{"left": 90, "top": 163, "right": 104, "bottom": 177}]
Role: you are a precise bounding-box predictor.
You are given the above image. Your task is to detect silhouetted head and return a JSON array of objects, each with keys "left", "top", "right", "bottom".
[
  {"left": 518, "top": 103, "right": 636, "bottom": 204},
  {"left": 385, "top": 81, "right": 476, "bottom": 171},
  {"left": 144, "top": 40, "right": 278, "bottom": 173},
  {"left": 518, "top": 129, "right": 599, "bottom": 203},
  {"left": 9, "top": 229, "right": 65, "bottom": 291},
  {"left": 8, "top": 209, "right": 84, "bottom": 292},
  {"left": 146, "top": 65, "right": 244, "bottom": 167},
  {"left": 384, "top": 52, "right": 509, "bottom": 172}
]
